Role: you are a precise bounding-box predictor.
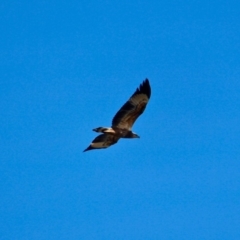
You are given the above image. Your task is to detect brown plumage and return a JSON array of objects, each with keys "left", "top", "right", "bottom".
[
  {"left": 83, "top": 79, "right": 151, "bottom": 152},
  {"left": 83, "top": 134, "right": 120, "bottom": 152}
]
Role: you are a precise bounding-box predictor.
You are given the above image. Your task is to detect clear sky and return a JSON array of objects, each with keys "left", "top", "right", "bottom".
[{"left": 1, "top": 0, "right": 240, "bottom": 239}]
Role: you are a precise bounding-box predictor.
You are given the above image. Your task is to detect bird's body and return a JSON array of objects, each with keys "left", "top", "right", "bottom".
[
  {"left": 83, "top": 79, "right": 151, "bottom": 152},
  {"left": 93, "top": 127, "right": 138, "bottom": 138}
]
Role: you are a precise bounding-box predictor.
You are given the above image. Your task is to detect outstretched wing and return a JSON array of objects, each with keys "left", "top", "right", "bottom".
[
  {"left": 112, "top": 79, "right": 151, "bottom": 130},
  {"left": 83, "top": 133, "right": 120, "bottom": 152}
]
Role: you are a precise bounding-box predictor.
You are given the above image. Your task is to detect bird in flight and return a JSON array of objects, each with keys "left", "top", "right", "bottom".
[{"left": 83, "top": 79, "right": 151, "bottom": 152}]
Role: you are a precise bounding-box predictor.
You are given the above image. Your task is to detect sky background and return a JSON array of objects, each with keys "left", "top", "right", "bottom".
[{"left": 1, "top": 0, "right": 240, "bottom": 239}]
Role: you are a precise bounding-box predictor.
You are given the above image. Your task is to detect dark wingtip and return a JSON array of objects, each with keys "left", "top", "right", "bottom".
[
  {"left": 83, "top": 145, "right": 94, "bottom": 152},
  {"left": 135, "top": 78, "right": 151, "bottom": 99}
]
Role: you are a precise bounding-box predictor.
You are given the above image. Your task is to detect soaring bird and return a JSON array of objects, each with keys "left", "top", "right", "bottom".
[{"left": 83, "top": 79, "right": 151, "bottom": 152}]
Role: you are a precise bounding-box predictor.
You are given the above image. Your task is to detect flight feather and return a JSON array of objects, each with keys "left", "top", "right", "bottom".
[{"left": 112, "top": 79, "right": 151, "bottom": 130}]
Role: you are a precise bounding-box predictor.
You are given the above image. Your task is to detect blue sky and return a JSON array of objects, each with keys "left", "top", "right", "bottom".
[{"left": 1, "top": 0, "right": 240, "bottom": 239}]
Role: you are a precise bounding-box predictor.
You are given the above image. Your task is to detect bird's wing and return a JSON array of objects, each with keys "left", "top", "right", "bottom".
[
  {"left": 83, "top": 133, "right": 120, "bottom": 152},
  {"left": 112, "top": 79, "right": 151, "bottom": 130}
]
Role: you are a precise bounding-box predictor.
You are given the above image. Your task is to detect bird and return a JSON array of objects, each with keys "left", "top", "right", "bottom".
[{"left": 83, "top": 79, "right": 151, "bottom": 152}]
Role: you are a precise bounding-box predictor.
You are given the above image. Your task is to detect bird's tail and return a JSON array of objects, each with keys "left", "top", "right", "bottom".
[{"left": 92, "top": 127, "right": 115, "bottom": 133}]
